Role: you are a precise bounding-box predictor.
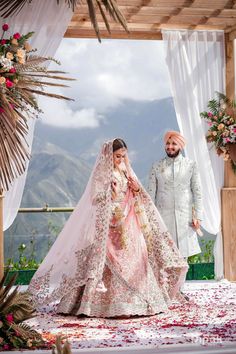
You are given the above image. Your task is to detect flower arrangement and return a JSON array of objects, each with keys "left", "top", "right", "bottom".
[
  {"left": 200, "top": 92, "right": 236, "bottom": 172},
  {"left": 0, "top": 272, "right": 46, "bottom": 351},
  {"left": 0, "top": 23, "right": 74, "bottom": 191}
]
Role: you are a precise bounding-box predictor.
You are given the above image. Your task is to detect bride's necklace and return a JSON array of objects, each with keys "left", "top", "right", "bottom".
[{"left": 113, "top": 167, "right": 127, "bottom": 190}]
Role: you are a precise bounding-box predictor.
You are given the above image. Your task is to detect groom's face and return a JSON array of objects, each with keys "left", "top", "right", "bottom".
[{"left": 165, "top": 137, "right": 180, "bottom": 158}]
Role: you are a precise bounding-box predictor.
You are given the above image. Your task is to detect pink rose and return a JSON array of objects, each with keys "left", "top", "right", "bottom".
[
  {"left": 226, "top": 138, "right": 230, "bottom": 142},
  {"left": 208, "top": 112, "right": 213, "bottom": 117},
  {"left": 207, "top": 122, "right": 213, "bottom": 126},
  {"left": 0, "top": 39, "right": 6, "bottom": 45},
  {"left": 9, "top": 67, "right": 16, "bottom": 73},
  {"left": 234, "top": 128, "right": 236, "bottom": 133},
  {"left": 6, "top": 313, "right": 14, "bottom": 323},
  {"left": 3, "top": 344, "right": 10, "bottom": 350},
  {"left": 5, "top": 79, "right": 14, "bottom": 88},
  {"left": 13, "top": 32, "right": 21, "bottom": 40},
  {"left": 2, "top": 23, "right": 9, "bottom": 31},
  {"left": 0, "top": 107, "right": 4, "bottom": 114}
]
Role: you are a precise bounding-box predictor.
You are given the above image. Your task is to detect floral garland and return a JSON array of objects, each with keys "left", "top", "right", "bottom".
[
  {"left": 200, "top": 92, "right": 236, "bottom": 173},
  {"left": 0, "top": 23, "right": 74, "bottom": 191}
]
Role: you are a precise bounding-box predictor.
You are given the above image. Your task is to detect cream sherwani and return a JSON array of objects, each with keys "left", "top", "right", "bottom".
[{"left": 147, "top": 154, "right": 203, "bottom": 257}]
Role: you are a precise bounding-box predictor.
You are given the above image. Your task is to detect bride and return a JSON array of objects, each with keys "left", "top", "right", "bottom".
[{"left": 29, "top": 138, "right": 188, "bottom": 317}]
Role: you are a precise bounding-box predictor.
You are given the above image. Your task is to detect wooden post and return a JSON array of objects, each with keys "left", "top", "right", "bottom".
[
  {"left": 0, "top": 189, "right": 4, "bottom": 281},
  {"left": 222, "top": 33, "right": 236, "bottom": 281}
]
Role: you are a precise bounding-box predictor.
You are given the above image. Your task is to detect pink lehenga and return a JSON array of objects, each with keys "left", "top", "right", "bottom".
[{"left": 28, "top": 140, "right": 188, "bottom": 317}]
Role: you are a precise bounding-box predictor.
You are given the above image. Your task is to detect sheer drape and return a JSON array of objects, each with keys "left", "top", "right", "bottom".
[
  {"left": 1, "top": 0, "right": 73, "bottom": 230},
  {"left": 161, "top": 30, "right": 225, "bottom": 279}
]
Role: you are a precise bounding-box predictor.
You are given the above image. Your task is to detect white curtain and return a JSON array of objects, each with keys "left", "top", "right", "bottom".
[
  {"left": 161, "top": 30, "right": 225, "bottom": 279},
  {"left": 1, "top": 0, "right": 73, "bottom": 231}
]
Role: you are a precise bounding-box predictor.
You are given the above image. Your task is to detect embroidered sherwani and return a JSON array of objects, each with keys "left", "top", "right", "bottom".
[{"left": 147, "top": 154, "right": 203, "bottom": 257}]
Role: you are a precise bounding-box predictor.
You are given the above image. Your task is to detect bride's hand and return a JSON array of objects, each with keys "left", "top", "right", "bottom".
[{"left": 128, "top": 177, "right": 140, "bottom": 192}]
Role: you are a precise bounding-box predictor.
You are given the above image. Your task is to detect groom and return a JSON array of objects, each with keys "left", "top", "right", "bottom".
[{"left": 147, "top": 130, "right": 203, "bottom": 260}]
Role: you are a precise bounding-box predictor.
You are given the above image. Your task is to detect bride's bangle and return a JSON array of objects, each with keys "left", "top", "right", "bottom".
[{"left": 133, "top": 188, "right": 140, "bottom": 193}]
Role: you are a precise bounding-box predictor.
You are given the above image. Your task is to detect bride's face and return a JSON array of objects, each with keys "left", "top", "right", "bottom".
[{"left": 113, "top": 148, "right": 127, "bottom": 168}]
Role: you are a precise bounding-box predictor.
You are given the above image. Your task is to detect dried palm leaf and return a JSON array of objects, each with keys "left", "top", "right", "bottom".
[
  {"left": 0, "top": 0, "right": 29, "bottom": 18},
  {"left": 0, "top": 38, "right": 75, "bottom": 191},
  {"left": 3, "top": 292, "right": 35, "bottom": 322},
  {"left": 0, "top": 272, "right": 44, "bottom": 349},
  {"left": 11, "top": 322, "right": 43, "bottom": 340},
  {"left": 0, "top": 272, "right": 34, "bottom": 320},
  {"left": 22, "top": 88, "right": 74, "bottom": 101},
  {"left": 22, "top": 73, "right": 74, "bottom": 81}
]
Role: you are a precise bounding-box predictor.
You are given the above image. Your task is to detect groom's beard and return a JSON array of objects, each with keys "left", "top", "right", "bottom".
[{"left": 166, "top": 149, "right": 180, "bottom": 158}]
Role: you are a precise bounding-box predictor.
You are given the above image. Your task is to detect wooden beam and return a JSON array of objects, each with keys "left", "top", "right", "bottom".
[
  {"left": 222, "top": 188, "right": 236, "bottom": 281},
  {"left": 225, "top": 33, "right": 235, "bottom": 103},
  {"left": 73, "top": 7, "right": 236, "bottom": 17},
  {"left": 222, "top": 32, "right": 236, "bottom": 282},
  {"left": 73, "top": 0, "right": 236, "bottom": 10},
  {"left": 229, "top": 29, "right": 236, "bottom": 38},
  {"left": 65, "top": 28, "right": 163, "bottom": 40},
  {"left": 68, "top": 0, "right": 236, "bottom": 39},
  {"left": 65, "top": 22, "right": 226, "bottom": 37},
  {"left": 69, "top": 15, "right": 236, "bottom": 26}
]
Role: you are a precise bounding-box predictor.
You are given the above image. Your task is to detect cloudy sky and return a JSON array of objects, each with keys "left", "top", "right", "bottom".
[{"left": 39, "top": 39, "right": 172, "bottom": 129}]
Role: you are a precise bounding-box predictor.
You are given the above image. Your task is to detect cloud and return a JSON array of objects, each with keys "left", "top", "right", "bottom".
[
  {"left": 38, "top": 97, "right": 103, "bottom": 128},
  {"left": 40, "top": 38, "right": 171, "bottom": 128}
]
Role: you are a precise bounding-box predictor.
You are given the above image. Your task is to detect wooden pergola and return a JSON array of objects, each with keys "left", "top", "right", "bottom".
[
  {"left": 65, "top": 0, "right": 236, "bottom": 40},
  {"left": 65, "top": 0, "right": 236, "bottom": 281}
]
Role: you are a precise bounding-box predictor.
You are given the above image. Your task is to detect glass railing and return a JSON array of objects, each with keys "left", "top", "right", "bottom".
[{"left": 4, "top": 207, "right": 215, "bottom": 281}]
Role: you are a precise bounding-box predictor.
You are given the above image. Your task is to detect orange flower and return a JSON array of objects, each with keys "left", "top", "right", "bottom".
[
  {"left": 18, "top": 57, "right": 25, "bottom": 64},
  {"left": 6, "top": 52, "right": 14, "bottom": 60},
  {"left": 0, "top": 76, "right": 6, "bottom": 85},
  {"left": 217, "top": 123, "right": 225, "bottom": 130},
  {"left": 16, "top": 49, "right": 25, "bottom": 58},
  {"left": 11, "top": 38, "right": 18, "bottom": 45},
  {"left": 24, "top": 42, "right": 31, "bottom": 52}
]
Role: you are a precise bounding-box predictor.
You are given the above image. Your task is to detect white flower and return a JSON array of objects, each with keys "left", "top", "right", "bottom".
[{"left": 0, "top": 55, "right": 13, "bottom": 69}]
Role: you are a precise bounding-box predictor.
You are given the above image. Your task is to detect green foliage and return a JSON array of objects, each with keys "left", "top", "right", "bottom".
[
  {"left": 48, "top": 219, "right": 62, "bottom": 237},
  {"left": 6, "top": 242, "right": 40, "bottom": 271},
  {"left": 207, "top": 98, "right": 220, "bottom": 115},
  {"left": 188, "top": 239, "right": 214, "bottom": 264}
]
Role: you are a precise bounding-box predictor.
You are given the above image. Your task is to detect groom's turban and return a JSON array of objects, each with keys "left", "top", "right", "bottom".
[{"left": 164, "top": 131, "right": 186, "bottom": 150}]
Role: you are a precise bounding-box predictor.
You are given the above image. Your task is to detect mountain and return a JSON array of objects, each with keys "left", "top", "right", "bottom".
[
  {"left": 22, "top": 143, "right": 91, "bottom": 208},
  {"left": 5, "top": 138, "right": 91, "bottom": 244},
  {"left": 34, "top": 96, "right": 178, "bottom": 183}
]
